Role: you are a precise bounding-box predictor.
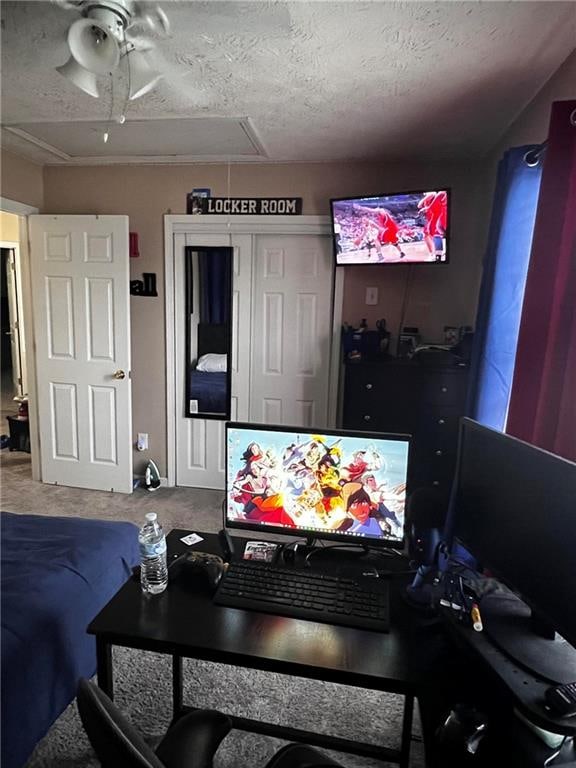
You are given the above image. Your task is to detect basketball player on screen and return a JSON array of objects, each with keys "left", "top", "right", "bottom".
[
  {"left": 353, "top": 216, "right": 380, "bottom": 260},
  {"left": 353, "top": 204, "right": 406, "bottom": 261},
  {"left": 418, "top": 191, "right": 447, "bottom": 261}
]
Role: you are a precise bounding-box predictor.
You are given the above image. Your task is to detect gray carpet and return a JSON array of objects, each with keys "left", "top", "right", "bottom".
[
  {"left": 25, "top": 649, "right": 424, "bottom": 768},
  {"left": 0, "top": 448, "right": 425, "bottom": 768}
]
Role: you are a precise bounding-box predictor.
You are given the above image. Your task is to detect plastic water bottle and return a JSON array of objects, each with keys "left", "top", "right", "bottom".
[{"left": 139, "top": 512, "right": 168, "bottom": 594}]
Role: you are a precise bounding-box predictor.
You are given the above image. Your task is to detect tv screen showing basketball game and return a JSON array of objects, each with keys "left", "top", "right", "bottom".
[
  {"left": 225, "top": 422, "right": 410, "bottom": 547},
  {"left": 330, "top": 189, "right": 450, "bottom": 265}
]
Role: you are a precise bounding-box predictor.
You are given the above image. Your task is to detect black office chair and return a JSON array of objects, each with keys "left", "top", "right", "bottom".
[{"left": 77, "top": 678, "right": 342, "bottom": 768}]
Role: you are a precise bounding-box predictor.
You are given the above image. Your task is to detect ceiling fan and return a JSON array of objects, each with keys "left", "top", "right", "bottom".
[{"left": 54, "top": 0, "right": 170, "bottom": 100}]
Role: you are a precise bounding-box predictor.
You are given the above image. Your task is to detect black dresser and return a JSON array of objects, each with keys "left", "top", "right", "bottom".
[{"left": 342, "top": 357, "right": 469, "bottom": 506}]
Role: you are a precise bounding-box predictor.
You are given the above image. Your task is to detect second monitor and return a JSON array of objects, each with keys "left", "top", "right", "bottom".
[{"left": 225, "top": 422, "right": 411, "bottom": 549}]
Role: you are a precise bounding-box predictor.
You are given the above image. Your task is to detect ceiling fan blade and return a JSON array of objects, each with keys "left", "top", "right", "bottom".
[
  {"left": 124, "top": 34, "right": 155, "bottom": 53},
  {"left": 130, "top": 3, "right": 171, "bottom": 38},
  {"left": 50, "top": 0, "right": 85, "bottom": 10}
]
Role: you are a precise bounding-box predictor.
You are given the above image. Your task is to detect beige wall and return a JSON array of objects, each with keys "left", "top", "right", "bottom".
[
  {"left": 0, "top": 211, "right": 20, "bottom": 242},
  {"left": 43, "top": 160, "right": 490, "bottom": 475},
  {"left": 339, "top": 162, "right": 489, "bottom": 345},
  {"left": 32, "top": 49, "right": 576, "bottom": 481},
  {"left": 342, "top": 42, "right": 575, "bottom": 340},
  {"left": 0, "top": 149, "right": 44, "bottom": 210},
  {"left": 472, "top": 51, "right": 576, "bottom": 290},
  {"left": 488, "top": 49, "right": 576, "bottom": 164}
]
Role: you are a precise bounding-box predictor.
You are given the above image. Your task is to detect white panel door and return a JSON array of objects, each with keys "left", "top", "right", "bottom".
[
  {"left": 174, "top": 233, "right": 252, "bottom": 489},
  {"left": 29, "top": 215, "right": 132, "bottom": 492},
  {"left": 250, "top": 234, "right": 333, "bottom": 428}
]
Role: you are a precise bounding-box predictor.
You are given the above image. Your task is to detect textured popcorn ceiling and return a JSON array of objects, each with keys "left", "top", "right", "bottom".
[{"left": 1, "top": 0, "right": 575, "bottom": 164}]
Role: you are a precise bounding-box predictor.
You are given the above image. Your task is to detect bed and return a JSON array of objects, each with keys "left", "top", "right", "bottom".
[
  {"left": 188, "top": 322, "right": 230, "bottom": 416},
  {"left": 189, "top": 369, "right": 228, "bottom": 413},
  {"left": 1, "top": 511, "right": 139, "bottom": 768}
]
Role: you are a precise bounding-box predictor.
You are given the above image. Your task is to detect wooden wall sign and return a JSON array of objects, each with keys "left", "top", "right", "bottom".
[{"left": 187, "top": 195, "right": 303, "bottom": 215}]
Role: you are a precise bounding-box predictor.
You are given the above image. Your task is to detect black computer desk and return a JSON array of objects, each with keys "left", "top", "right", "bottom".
[
  {"left": 439, "top": 602, "right": 576, "bottom": 765},
  {"left": 88, "top": 530, "right": 576, "bottom": 767},
  {"left": 88, "top": 530, "right": 449, "bottom": 768}
]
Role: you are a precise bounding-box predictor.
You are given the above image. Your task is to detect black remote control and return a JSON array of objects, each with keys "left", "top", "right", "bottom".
[{"left": 545, "top": 682, "right": 576, "bottom": 717}]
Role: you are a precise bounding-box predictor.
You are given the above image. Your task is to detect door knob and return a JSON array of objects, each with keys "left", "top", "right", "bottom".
[{"left": 113, "top": 370, "right": 126, "bottom": 380}]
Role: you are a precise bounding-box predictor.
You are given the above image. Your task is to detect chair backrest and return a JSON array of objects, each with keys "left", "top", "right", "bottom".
[{"left": 77, "top": 678, "right": 165, "bottom": 768}]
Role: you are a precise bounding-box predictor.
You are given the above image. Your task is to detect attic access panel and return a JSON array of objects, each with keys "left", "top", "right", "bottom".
[{"left": 6, "top": 117, "right": 265, "bottom": 158}]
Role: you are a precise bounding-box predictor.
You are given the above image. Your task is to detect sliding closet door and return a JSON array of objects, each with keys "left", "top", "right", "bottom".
[
  {"left": 250, "top": 233, "right": 334, "bottom": 427},
  {"left": 168, "top": 215, "right": 336, "bottom": 489}
]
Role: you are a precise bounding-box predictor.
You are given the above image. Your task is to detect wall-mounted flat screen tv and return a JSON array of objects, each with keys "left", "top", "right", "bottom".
[{"left": 330, "top": 189, "right": 450, "bottom": 265}]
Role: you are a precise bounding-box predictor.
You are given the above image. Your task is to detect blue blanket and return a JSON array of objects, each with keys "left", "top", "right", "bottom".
[
  {"left": 189, "top": 370, "right": 227, "bottom": 414},
  {"left": 1, "top": 512, "right": 139, "bottom": 768}
]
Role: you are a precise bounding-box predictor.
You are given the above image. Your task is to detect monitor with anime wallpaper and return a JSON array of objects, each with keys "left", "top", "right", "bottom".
[
  {"left": 330, "top": 189, "right": 450, "bottom": 265},
  {"left": 225, "top": 422, "right": 411, "bottom": 549}
]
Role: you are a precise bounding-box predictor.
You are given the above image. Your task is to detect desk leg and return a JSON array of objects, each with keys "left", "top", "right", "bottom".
[
  {"left": 172, "top": 655, "right": 183, "bottom": 719},
  {"left": 96, "top": 638, "right": 113, "bottom": 700},
  {"left": 399, "top": 695, "right": 414, "bottom": 768}
]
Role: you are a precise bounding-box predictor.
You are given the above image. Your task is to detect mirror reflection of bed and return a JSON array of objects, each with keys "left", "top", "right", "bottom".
[
  {"left": 189, "top": 323, "right": 229, "bottom": 415},
  {"left": 185, "top": 246, "right": 232, "bottom": 419}
]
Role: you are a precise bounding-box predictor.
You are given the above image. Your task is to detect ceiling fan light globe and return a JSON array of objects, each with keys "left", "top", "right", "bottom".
[
  {"left": 127, "top": 50, "right": 162, "bottom": 100},
  {"left": 56, "top": 57, "right": 100, "bottom": 97},
  {"left": 68, "top": 18, "right": 120, "bottom": 75}
]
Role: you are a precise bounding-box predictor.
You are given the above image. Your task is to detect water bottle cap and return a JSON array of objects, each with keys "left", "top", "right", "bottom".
[{"left": 145, "top": 512, "right": 157, "bottom": 522}]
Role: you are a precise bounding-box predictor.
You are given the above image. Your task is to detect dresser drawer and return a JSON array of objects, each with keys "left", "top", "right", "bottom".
[
  {"left": 342, "top": 409, "right": 411, "bottom": 433},
  {"left": 410, "top": 460, "right": 457, "bottom": 497},
  {"left": 343, "top": 367, "right": 418, "bottom": 431},
  {"left": 411, "top": 447, "right": 457, "bottom": 486},
  {"left": 342, "top": 386, "right": 381, "bottom": 414},
  {"left": 342, "top": 363, "right": 468, "bottom": 458},
  {"left": 420, "top": 370, "right": 469, "bottom": 407},
  {"left": 342, "top": 394, "right": 383, "bottom": 430},
  {"left": 415, "top": 408, "right": 461, "bottom": 446}
]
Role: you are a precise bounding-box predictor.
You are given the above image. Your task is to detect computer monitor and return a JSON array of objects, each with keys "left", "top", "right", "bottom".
[
  {"left": 225, "top": 422, "right": 411, "bottom": 548},
  {"left": 448, "top": 418, "right": 576, "bottom": 655}
]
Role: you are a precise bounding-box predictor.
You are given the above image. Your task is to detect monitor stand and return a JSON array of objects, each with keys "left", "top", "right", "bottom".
[{"left": 481, "top": 589, "right": 576, "bottom": 685}]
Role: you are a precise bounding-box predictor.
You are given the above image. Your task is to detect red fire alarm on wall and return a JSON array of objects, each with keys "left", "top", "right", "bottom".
[{"left": 129, "top": 232, "right": 140, "bottom": 258}]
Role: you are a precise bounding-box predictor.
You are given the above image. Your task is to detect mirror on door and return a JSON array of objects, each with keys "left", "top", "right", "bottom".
[{"left": 185, "top": 246, "right": 233, "bottom": 420}]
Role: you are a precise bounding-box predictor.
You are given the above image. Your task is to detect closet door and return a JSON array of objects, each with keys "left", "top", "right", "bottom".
[
  {"left": 250, "top": 233, "right": 333, "bottom": 427},
  {"left": 174, "top": 233, "right": 252, "bottom": 489}
]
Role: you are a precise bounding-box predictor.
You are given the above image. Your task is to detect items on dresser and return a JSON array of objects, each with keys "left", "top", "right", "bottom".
[
  {"left": 342, "top": 357, "right": 469, "bottom": 509},
  {"left": 397, "top": 326, "right": 421, "bottom": 358},
  {"left": 341, "top": 320, "right": 390, "bottom": 361}
]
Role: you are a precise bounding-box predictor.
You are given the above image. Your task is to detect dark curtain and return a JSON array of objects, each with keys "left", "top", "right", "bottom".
[
  {"left": 199, "top": 249, "right": 231, "bottom": 325},
  {"left": 507, "top": 100, "right": 576, "bottom": 461},
  {"left": 467, "top": 146, "right": 543, "bottom": 430}
]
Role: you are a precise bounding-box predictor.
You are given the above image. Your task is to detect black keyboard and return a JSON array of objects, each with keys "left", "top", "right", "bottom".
[{"left": 214, "top": 561, "right": 390, "bottom": 632}]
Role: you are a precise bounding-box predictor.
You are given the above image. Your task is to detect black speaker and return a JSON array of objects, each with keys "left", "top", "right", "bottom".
[
  {"left": 405, "top": 486, "right": 447, "bottom": 607},
  {"left": 218, "top": 528, "right": 235, "bottom": 562},
  {"left": 406, "top": 486, "right": 447, "bottom": 566}
]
